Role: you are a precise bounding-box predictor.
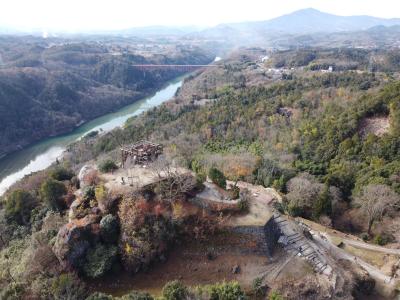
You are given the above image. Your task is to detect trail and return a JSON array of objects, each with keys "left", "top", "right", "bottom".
[
  {"left": 313, "top": 233, "right": 395, "bottom": 285},
  {"left": 342, "top": 238, "right": 400, "bottom": 256}
]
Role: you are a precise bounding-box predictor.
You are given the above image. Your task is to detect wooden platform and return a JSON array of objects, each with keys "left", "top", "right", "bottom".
[{"left": 121, "top": 140, "right": 163, "bottom": 167}]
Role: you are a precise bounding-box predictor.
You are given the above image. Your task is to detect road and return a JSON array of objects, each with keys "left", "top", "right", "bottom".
[
  {"left": 342, "top": 238, "right": 400, "bottom": 256},
  {"left": 313, "top": 232, "right": 395, "bottom": 285}
]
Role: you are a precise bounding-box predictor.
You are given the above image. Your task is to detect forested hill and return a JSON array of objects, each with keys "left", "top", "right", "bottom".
[
  {"left": 67, "top": 50, "right": 400, "bottom": 237},
  {"left": 0, "top": 36, "right": 214, "bottom": 157},
  {"left": 2, "top": 48, "right": 400, "bottom": 299}
]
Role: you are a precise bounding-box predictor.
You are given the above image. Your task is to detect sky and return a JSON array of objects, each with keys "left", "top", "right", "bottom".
[{"left": 0, "top": 0, "right": 399, "bottom": 32}]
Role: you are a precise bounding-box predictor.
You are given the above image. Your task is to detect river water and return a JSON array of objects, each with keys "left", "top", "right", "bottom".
[{"left": 0, "top": 77, "right": 183, "bottom": 196}]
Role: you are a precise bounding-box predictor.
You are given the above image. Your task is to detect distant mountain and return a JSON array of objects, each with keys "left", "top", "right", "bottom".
[
  {"left": 2, "top": 8, "right": 399, "bottom": 40},
  {"left": 195, "top": 8, "right": 400, "bottom": 44},
  {"left": 0, "top": 26, "right": 203, "bottom": 38},
  {"left": 266, "top": 24, "right": 400, "bottom": 49},
  {"left": 246, "top": 8, "right": 400, "bottom": 33},
  {"left": 115, "top": 25, "right": 203, "bottom": 36},
  {"left": 367, "top": 24, "right": 400, "bottom": 33}
]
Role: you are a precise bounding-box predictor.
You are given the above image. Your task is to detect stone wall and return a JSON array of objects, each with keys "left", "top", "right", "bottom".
[
  {"left": 189, "top": 196, "right": 241, "bottom": 213},
  {"left": 263, "top": 217, "right": 282, "bottom": 256},
  {"left": 229, "top": 216, "right": 281, "bottom": 257}
]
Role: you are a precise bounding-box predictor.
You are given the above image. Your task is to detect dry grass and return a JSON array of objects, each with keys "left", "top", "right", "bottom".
[
  {"left": 87, "top": 231, "right": 274, "bottom": 296},
  {"left": 359, "top": 116, "right": 390, "bottom": 138},
  {"left": 342, "top": 244, "right": 398, "bottom": 275}
]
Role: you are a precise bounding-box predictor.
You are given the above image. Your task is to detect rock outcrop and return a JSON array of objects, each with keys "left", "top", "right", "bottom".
[
  {"left": 78, "top": 165, "right": 98, "bottom": 188},
  {"left": 53, "top": 214, "right": 101, "bottom": 270}
]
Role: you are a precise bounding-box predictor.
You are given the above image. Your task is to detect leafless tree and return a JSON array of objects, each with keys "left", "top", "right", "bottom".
[
  {"left": 151, "top": 155, "right": 196, "bottom": 200},
  {"left": 286, "top": 174, "right": 323, "bottom": 209},
  {"left": 355, "top": 184, "right": 400, "bottom": 234},
  {"left": 26, "top": 244, "right": 60, "bottom": 278},
  {"left": 169, "top": 134, "right": 202, "bottom": 167}
]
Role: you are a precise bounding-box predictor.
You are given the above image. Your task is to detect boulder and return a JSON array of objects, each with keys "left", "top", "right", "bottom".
[
  {"left": 78, "top": 165, "right": 98, "bottom": 188},
  {"left": 53, "top": 214, "right": 101, "bottom": 270}
]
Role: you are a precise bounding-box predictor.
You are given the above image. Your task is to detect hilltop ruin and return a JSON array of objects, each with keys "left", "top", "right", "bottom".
[{"left": 121, "top": 140, "right": 163, "bottom": 168}]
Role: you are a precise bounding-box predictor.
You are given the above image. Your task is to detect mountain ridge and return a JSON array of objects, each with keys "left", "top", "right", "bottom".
[
  {"left": 193, "top": 8, "right": 400, "bottom": 44},
  {"left": 2, "top": 8, "right": 400, "bottom": 37}
]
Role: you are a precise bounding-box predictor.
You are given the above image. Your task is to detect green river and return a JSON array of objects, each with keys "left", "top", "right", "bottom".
[{"left": 0, "top": 77, "right": 183, "bottom": 195}]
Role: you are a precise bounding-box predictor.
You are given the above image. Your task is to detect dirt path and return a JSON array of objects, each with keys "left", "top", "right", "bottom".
[
  {"left": 313, "top": 233, "right": 395, "bottom": 285},
  {"left": 298, "top": 217, "right": 400, "bottom": 256},
  {"left": 342, "top": 238, "right": 400, "bottom": 256}
]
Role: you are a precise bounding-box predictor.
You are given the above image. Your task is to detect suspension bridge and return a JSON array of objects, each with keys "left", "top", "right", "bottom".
[{"left": 131, "top": 64, "right": 221, "bottom": 71}]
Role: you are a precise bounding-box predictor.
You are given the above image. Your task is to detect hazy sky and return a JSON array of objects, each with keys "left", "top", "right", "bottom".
[{"left": 1, "top": 0, "right": 399, "bottom": 32}]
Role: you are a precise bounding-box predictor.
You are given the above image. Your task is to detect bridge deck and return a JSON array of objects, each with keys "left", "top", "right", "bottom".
[{"left": 131, "top": 64, "right": 220, "bottom": 67}]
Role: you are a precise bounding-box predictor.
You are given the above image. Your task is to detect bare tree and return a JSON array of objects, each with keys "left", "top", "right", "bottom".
[
  {"left": 286, "top": 174, "right": 323, "bottom": 209},
  {"left": 26, "top": 244, "right": 60, "bottom": 277},
  {"left": 151, "top": 155, "right": 196, "bottom": 200},
  {"left": 355, "top": 184, "right": 400, "bottom": 234}
]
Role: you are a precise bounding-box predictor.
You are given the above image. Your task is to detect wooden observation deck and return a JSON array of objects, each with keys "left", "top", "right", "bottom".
[{"left": 121, "top": 140, "right": 163, "bottom": 168}]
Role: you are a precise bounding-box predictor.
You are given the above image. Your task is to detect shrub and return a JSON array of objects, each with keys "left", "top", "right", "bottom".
[
  {"left": 51, "top": 273, "right": 87, "bottom": 300},
  {"left": 238, "top": 188, "right": 252, "bottom": 212},
  {"left": 0, "top": 282, "right": 25, "bottom": 300},
  {"left": 272, "top": 176, "right": 286, "bottom": 192},
  {"left": 361, "top": 233, "right": 370, "bottom": 242},
  {"left": 83, "top": 186, "right": 96, "bottom": 202},
  {"left": 162, "top": 281, "right": 188, "bottom": 300},
  {"left": 40, "top": 179, "right": 67, "bottom": 212},
  {"left": 100, "top": 214, "right": 119, "bottom": 243},
  {"left": 374, "top": 233, "right": 393, "bottom": 246},
  {"left": 98, "top": 159, "right": 118, "bottom": 173},
  {"left": 228, "top": 185, "right": 240, "bottom": 200},
  {"left": 119, "top": 291, "right": 154, "bottom": 300},
  {"left": 238, "top": 199, "right": 249, "bottom": 212},
  {"left": 86, "top": 292, "right": 114, "bottom": 300},
  {"left": 209, "top": 281, "right": 245, "bottom": 300},
  {"left": 269, "top": 291, "right": 284, "bottom": 300},
  {"left": 195, "top": 173, "right": 207, "bottom": 190},
  {"left": 5, "top": 190, "right": 36, "bottom": 225},
  {"left": 95, "top": 184, "right": 108, "bottom": 203},
  {"left": 252, "top": 277, "right": 266, "bottom": 298},
  {"left": 287, "top": 202, "right": 304, "bottom": 217},
  {"left": 30, "top": 274, "right": 53, "bottom": 299},
  {"left": 272, "top": 202, "right": 285, "bottom": 214},
  {"left": 209, "top": 168, "right": 227, "bottom": 189},
  {"left": 196, "top": 172, "right": 206, "bottom": 183},
  {"left": 83, "top": 244, "right": 118, "bottom": 278},
  {"left": 50, "top": 167, "right": 74, "bottom": 181}
]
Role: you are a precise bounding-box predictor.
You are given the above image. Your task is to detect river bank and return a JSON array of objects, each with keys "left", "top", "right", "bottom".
[{"left": 0, "top": 76, "right": 184, "bottom": 196}]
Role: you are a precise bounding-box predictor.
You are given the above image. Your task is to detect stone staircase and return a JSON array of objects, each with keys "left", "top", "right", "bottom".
[{"left": 272, "top": 213, "right": 333, "bottom": 276}]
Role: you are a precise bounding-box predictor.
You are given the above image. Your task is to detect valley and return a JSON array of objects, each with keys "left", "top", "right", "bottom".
[
  {"left": 1, "top": 6, "right": 400, "bottom": 300},
  {"left": 0, "top": 35, "right": 215, "bottom": 158},
  {"left": 0, "top": 77, "right": 184, "bottom": 195}
]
